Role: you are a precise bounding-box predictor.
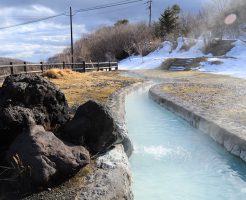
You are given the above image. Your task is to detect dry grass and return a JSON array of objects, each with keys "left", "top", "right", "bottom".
[
  {"left": 159, "top": 58, "right": 176, "bottom": 70},
  {"left": 137, "top": 69, "right": 246, "bottom": 127},
  {"left": 188, "top": 57, "right": 208, "bottom": 68},
  {"left": 43, "top": 69, "right": 141, "bottom": 106},
  {"left": 150, "top": 72, "right": 246, "bottom": 126},
  {"left": 23, "top": 163, "right": 96, "bottom": 200},
  {"left": 43, "top": 68, "right": 75, "bottom": 79},
  {"left": 203, "top": 40, "right": 235, "bottom": 56},
  {"left": 159, "top": 57, "right": 208, "bottom": 70},
  {"left": 162, "top": 84, "right": 221, "bottom": 94},
  {"left": 137, "top": 69, "right": 228, "bottom": 79}
]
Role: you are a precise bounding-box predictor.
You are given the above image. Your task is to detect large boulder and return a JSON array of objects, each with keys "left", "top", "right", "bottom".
[
  {"left": 62, "top": 100, "right": 118, "bottom": 155},
  {"left": 0, "top": 74, "right": 70, "bottom": 147},
  {"left": 7, "top": 123, "right": 90, "bottom": 186}
]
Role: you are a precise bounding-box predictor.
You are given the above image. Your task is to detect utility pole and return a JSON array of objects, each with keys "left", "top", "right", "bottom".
[
  {"left": 70, "top": 6, "right": 74, "bottom": 66},
  {"left": 148, "top": 0, "right": 152, "bottom": 27}
]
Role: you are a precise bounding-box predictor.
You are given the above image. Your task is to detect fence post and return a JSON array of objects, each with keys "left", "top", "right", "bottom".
[
  {"left": 24, "top": 62, "right": 27, "bottom": 73},
  {"left": 71, "top": 61, "right": 74, "bottom": 69},
  {"left": 83, "top": 61, "right": 86, "bottom": 73},
  {"left": 109, "top": 61, "right": 111, "bottom": 71},
  {"left": 97, "top": 61, "right": 100, "bottom": 71},
  {"left": 63, "top": 61, "right": 65, "bottom": 69},
  {"left": 40, "top": 62, "right": 44, "bottom": 72},
  {"left": 10, "top": 62, "right": 14, "bottom": 75}
]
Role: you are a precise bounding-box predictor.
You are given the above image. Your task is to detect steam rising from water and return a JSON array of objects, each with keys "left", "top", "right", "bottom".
[
  {"left": 134, "top": 144, "right": 191, "bottom": 160},
  {"left": 190, "top": 0, "right": 246, "bottom": 39}
]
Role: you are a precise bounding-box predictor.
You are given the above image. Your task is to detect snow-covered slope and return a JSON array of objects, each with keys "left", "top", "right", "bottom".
[
  {"left": 199, "top": 40, "right": 246, "bottom": 78},
  {"left": 119, "top": 37, "right": 246, "bottom": 79},
  {"left": 119, "top": 38, "right": 206, "bottom": 70}
]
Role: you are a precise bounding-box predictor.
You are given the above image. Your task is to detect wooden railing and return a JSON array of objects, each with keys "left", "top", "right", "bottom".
[{"left": 0, "top": 61, "right": 118, "bottom": 79}]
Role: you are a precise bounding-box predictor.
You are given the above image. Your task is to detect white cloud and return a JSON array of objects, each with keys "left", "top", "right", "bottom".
[
  {"left": 0, "top": 5, "right": 88, "bottom": 62},
  {"left": 0, "top": 0, "right": 208, "bottom": 62}
]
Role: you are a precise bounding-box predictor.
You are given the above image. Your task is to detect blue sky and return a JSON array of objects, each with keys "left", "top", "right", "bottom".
[{"left": 0, "top": 0, "right": 210, "bottom": 62}]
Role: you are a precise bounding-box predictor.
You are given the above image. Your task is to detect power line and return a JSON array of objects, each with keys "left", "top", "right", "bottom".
[
  {"left": 0, "top": 13, "right": 67, "bottom": 30},
  {"left": 0, "top": 0, "right": 146, "bottom": 31},
  {"left": 73, "top": 0, "right": 146, "bottom": 15},
  {"left": 73, "top": 2, "right": 146, "bottom": 18}
]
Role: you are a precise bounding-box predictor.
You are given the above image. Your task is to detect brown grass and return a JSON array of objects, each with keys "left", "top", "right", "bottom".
[
  {"left": 43, "top": 69, "right": 141, "bottom": 106},
  {"left": 162, "top": 84, "right": 221, "bottom": 95},
  {"left": 43, "top": 68, "right": 75, "bottom": 79},
  {"left": 188, "top": 57, "right": 208, "bottom": 68},
  {"left": 137, "top": 70, "right": 228, "bottom": 80},
  {"left": 159, "top": 57, "right": 208, "bottom": 70},
  {"left": 203, "top": 40, "right": 235, "bottom": 56},
  {"left": 159, "top": 58, "right": 176, "bottom": 70}
]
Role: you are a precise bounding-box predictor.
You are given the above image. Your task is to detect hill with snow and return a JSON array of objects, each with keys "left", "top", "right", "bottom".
[{"left": 119, "top": 38, "right": 246, "bottom": 79}]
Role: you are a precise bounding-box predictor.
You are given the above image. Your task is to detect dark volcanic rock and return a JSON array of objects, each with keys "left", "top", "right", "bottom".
[
  {"left": 7, "top": 124, "right": 90, "bottom": 186},
  {"left": 0, "top": 74, "right": 70, "bottom": 147},
  {"left": 62, "top": 100, "right": 118, "bottom": 154}
]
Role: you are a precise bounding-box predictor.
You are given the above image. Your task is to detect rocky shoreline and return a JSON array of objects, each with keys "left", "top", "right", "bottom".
[
  {"left": 21, "top": 79, "right": 151, "bottom": 200},
  {"left": 0, "top": 72, "right": 147, "bottom": 199}
]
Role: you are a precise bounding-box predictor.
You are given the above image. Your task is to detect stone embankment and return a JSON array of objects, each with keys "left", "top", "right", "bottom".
[
  {"left": 0, "top": 73, "right": 146, "bottom": 200},
  {"left": 75, "top": 81, "right": 152, "bottom": 200}
]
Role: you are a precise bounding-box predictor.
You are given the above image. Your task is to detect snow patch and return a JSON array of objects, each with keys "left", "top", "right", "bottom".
[
  {"left": 198, "top": 40, "right": 246, "bottom": 78},
  {"left": 119, "top": 37, "right": 246, "bottom": 79},
  {"left": 119, "top": 37, "right": 205, "bottom": 70}
]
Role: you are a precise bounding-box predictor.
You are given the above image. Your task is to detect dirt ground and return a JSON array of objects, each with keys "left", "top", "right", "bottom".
[
  {"left": 44, "top": 69, "right": 141, "bottom": 106},
  {"left": 137, "top": 69, "right": 246, "bottom": 135}
]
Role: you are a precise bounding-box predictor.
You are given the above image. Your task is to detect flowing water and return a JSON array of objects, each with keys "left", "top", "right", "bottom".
[{"left": 125, "top": 87, "right": 246, "bottom": 200}]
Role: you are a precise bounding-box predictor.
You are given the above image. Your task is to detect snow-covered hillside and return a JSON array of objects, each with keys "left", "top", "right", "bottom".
[
  {"left": 119, "top": 38, "right": 246, "bottom": 79},
  {"left": 119, "top": 38, "right": 205, "bottom": 70},
  {"left": 199, "top": 40, "right": 246, "bottom": 79}
]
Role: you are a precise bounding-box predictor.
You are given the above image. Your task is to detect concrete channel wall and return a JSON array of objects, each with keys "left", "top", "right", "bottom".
[
  {"left": 149, "top": 84, "right": 246, "bottom": 162},
  {"left": 76, "top": 81, "right": 153, "bottom": 200}
]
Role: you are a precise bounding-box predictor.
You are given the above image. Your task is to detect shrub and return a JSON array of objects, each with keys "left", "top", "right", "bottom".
[
  {"left": 42, "top": 69, "right": 74, "bottom": 79},
  {"left": 48, "top": 23, "right": 159, "bottom": 63}
]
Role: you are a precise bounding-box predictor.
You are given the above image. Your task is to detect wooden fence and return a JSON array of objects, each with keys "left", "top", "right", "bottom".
[{"left": 0, "top": 61, "right": 118, "bottom": 79}]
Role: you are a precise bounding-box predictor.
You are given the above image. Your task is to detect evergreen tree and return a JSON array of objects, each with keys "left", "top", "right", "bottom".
[
  {"left": 114, "top": 19, "right": 129, "bottom": 26},
  {"left": 159, "top": 4, "right": 181, "bottom": 37},
  {"left": 172, "top": 4, "right": 181, "bottom": 15}
]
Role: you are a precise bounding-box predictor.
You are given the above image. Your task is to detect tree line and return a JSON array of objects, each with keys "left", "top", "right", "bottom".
[{"left": 48, "top": 0, "right": 246, "bottom": 63}]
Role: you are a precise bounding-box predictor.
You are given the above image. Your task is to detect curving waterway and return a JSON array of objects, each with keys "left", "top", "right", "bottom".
[{"left": 125, "top": 86, "right": 246, "bottom": 200}]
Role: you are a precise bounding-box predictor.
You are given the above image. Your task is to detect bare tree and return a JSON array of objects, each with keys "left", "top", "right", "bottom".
[
  {"left": 123, "top": 43, "right": 134, "bottom": 61},
  {"left": 48, "top": 22, "right": 159, "bottom": 63}
]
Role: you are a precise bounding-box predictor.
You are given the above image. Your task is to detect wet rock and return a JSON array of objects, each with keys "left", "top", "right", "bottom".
[
  {"left": 62, "top": 100, "right": 118, "bottom": 155},
  {"left": 0, "top": 74, "right": 70, "bottom": 147},
  {"left": 7, "top": 124, "right": 90, "bottom": 186}
]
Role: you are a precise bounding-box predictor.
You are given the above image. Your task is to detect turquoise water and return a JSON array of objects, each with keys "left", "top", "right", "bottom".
[{"left": 125, "top": 87, "right": 246, "bottom": 200}]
